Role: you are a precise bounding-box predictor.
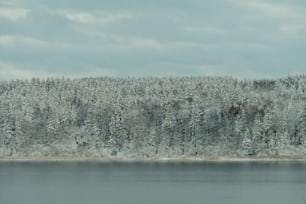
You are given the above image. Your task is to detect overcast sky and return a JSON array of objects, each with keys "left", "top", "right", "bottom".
[{"left": 0, "top": 0, "right": 306, "bottom": 80}]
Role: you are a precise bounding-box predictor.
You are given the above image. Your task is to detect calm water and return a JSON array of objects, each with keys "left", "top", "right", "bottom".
[{"left": 0, "top": 161, "right": 306, "bottom": 204}]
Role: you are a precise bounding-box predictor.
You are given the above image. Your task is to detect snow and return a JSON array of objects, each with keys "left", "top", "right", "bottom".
[{"left": 0, "top": 76, "right": 305, "bottom": 159}]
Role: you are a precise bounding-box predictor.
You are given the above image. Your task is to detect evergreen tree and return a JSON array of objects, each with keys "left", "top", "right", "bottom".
[{"left": 0, "top": 76, "right": 305, "bottom": 158}]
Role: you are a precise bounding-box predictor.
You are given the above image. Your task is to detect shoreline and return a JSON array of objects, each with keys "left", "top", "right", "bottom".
[{"left": 0, "top": 156, "right": 306, "bottom": 162}]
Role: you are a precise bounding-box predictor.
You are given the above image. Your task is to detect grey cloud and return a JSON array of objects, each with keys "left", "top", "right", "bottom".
[{"left": 0, "top": 0, "right": 306, "bottom": 80}]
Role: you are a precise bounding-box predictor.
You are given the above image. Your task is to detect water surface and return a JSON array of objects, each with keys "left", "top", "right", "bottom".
[{"left": 0, "top": 161, "right": 306, "bottom": 204}]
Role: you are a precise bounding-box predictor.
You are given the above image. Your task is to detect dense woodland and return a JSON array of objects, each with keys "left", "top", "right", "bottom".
[{"left": 0, "top": 76, "right": 306, "bottom": 158}]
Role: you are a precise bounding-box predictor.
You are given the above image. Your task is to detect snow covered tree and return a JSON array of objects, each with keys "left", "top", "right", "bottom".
[
  {"left": 0, "top": 75, "right": 305, "bottom": 158},
  {"left": 297, "top": 107, "right": 306, "bottom": 146},
  {"left": 241, "top": 129, "right": 252, "bottom": 156}
]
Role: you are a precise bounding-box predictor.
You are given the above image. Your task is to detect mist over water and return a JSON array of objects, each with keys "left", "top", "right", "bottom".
[{"left": 0, "top": 161, "right": 306, "bottom": 204}]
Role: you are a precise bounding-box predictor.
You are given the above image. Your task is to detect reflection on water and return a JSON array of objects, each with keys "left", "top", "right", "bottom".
[{"left": 0, "top": 161, "right": 306, "bottom": 204}]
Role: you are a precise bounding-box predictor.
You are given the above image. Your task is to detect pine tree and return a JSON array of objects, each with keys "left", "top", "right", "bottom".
[
  {"left": 251, "top": 114, "right": 263, "bottom": 155},
  {"left": 262, "top": 109, "right": 274, "bottom": 148},
  {"left": 298, "top": 107, "right": 306, "bottom": 146},
  {"left": 241, "top": 129, "right": 252, "bottom": 156}
]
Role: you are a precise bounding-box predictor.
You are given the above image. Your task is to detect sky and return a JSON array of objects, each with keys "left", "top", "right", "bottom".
[{"left": 0, "top": 0, "right": 306, "bottom": 80}]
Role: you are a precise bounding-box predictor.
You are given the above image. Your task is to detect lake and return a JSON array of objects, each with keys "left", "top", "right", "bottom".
[{"left": 0, "top": 161, "right": 306, "bottom": 204}]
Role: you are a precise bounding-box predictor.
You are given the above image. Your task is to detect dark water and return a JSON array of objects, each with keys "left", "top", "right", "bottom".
[{"left": 1, "top": 161, "right": 306, "bottom": 204}]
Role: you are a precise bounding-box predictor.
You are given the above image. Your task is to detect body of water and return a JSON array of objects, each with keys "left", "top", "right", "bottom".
[{"left": 0, "top": 161, "right": 306, "bottom": 204}]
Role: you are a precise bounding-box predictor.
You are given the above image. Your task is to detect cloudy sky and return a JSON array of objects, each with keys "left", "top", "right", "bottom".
[{"left": 0, "top": 0, "right": 306, "bottom": 80}]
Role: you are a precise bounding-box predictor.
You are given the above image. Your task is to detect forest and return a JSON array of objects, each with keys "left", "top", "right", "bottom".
[{"left": 0, "top": 76, "right": 305, "bottom": 158}]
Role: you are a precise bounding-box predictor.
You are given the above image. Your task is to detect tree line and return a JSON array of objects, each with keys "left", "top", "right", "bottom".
[{"left": 0, "top": 75, "right": 305, "bottom": 158}]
